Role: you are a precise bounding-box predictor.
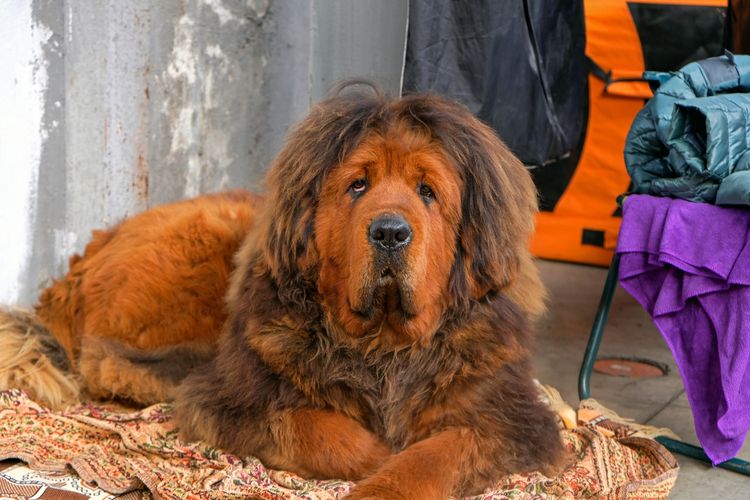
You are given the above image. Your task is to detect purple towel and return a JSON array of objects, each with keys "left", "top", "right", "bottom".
[{"left": 617, "top": 194, "right": 750, "bottom": 464}]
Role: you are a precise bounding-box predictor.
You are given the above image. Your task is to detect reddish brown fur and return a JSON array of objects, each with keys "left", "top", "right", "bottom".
[
  {"left": 267, "top": 409, "right": 391, "bottom": 480},
  {"left": 34, "top": 190, "right": 259, "bottom": 403},
  {"left": 175, "top": 90, "right": 566, "bottom": 498},
  {"left": 314, "top": 124, "right": 461, "bottom": 347},
  {"left": 21, "top": 90, "right": 563, "bottom": 496}
]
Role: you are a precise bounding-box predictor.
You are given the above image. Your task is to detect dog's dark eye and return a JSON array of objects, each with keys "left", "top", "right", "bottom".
[
  {"left": 349, "top": 179, "right": 367, "bottom": 196},
  {"left": 418, "top": 183, "right": 434, "bottom": 200}
]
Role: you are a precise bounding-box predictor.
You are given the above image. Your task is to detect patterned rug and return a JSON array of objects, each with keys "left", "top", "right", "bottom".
[{"left": 0, "top": 389, "right": 678, "bottom": 499}]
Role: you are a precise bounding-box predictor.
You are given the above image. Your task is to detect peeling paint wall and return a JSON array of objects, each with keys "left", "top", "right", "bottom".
[
  {"left": 0, "top": 1, "right": 52, "bottom": 305},
  {"left": 0, "top": 0, "right": 408, "bottom": 307}
]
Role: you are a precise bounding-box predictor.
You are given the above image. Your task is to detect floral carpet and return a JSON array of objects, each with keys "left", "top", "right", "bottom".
[{"left": 0, "top": 389, "right": 678, "bottom": 499}]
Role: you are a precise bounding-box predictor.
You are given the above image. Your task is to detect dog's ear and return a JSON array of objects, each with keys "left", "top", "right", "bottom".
[
  {"left": 257, "top": 91, "right": 384, "bottom": 289},
  {"left": 456, "top": 122, "right": 538, "bottom": 301},
  {"left": 400, "top": 96, "right": 539, "bottom": 307}
]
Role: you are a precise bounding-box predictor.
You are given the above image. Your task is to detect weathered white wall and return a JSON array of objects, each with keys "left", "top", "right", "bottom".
[
  {"left": 0, "top": 1, "right": 52, "bottom": 305},
  {"left": 0, "top": 0, "right": 408, "bottom": 307}
]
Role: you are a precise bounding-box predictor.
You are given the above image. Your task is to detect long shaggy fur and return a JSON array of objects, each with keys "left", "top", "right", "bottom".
[
  {"left": 175, "top": 90, "right": 564, "bottom": 498},
  {"left": 0, "top": 308, "right": 79, "bottom": 409},
  {"left": 0, "top": 190, "right": 259, "bottom": 407},
  {"left": 1, "top": 89, "right": 562, "bottom": 498}
]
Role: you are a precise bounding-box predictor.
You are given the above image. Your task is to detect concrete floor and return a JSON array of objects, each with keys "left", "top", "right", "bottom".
[{"left": 534, "top": 260, "right": 750, "bottom": 498}]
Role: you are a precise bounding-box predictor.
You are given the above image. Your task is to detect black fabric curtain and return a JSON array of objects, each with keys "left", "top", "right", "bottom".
[{"left": 403, "top": 0, "right": 588, "bottom": 169}]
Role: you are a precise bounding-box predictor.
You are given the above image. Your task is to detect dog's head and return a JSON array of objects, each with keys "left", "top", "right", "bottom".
[{"left": 255, "top": 88, "right": 538, "bottom": 348}]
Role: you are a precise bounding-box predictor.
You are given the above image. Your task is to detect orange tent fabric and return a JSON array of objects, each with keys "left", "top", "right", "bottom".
[{"left": 531, "top": 0, "right": 726, "bottom": 266}]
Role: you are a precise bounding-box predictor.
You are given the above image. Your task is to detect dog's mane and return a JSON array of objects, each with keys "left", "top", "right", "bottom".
[{"left": 230, "top": 87, "right": 539, "bottom": 327}]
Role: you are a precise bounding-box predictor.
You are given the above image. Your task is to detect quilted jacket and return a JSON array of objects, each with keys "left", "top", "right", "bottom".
[{"left": 625, "top": 53, "right": 750, "bottom": 206}]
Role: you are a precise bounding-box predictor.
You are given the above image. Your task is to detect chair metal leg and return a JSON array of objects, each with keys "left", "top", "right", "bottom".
[
  {"left": 656, "top": 437, "right": 750, "bottom": 475},
  {"left": 577, "top": 253, "right": 750, "bottom": 476},
  {"left": 578, "top": 253, "right": 621, "bottom": 401}
]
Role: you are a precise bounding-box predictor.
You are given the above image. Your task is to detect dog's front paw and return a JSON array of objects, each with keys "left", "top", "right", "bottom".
[
  {"left": 345, "top": 488, "right": 394, "bottom": 500},
  {"left": 345, "top": 478, "right": 410, "bottom": 500}
]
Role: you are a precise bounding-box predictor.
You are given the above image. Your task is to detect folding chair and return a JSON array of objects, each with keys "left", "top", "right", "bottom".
[{"left": 578, "top": 250, "right": 750, "bottom": 475}]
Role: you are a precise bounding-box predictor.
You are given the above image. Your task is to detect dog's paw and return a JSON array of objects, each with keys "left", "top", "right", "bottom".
[{"left": 345, "top": 480, "right": 410, "bottom": 500}]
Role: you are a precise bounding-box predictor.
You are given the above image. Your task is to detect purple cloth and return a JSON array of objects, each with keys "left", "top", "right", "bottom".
[{"left": 617, "top": 194, "right": 750, "bottom": 464}]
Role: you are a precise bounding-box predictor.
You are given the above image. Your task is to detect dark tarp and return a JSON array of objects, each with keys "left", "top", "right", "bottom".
[{"left": 403, "top": 0, "right": 588, "bottom": 172}]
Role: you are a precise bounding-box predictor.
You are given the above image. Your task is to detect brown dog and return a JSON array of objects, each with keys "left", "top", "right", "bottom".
[{"left": 1, "top": 90, "right": 564, "bottom": 498}]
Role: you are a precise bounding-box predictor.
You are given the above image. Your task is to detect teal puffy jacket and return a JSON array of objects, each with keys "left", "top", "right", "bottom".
[{"left": 625, "top": 53, "right": 750, "bottom": 206}]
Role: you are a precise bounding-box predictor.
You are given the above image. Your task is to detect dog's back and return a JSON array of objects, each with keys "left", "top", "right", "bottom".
[{"left": 0, "top": 190, "right": 259, "bottom": 407}]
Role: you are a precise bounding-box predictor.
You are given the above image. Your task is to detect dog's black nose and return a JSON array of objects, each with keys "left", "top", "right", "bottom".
[{"left": 369, "top": 215, "right": 412, "bottom": 251}]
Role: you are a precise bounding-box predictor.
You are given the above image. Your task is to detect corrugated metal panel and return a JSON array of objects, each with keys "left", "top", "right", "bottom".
[{"left": 0, "top": 0, "right": 407, "bottom": 306}]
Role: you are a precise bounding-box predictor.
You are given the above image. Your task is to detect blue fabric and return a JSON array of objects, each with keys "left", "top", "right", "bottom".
[{"left": 625, "top": 54, "right": 750, "bottom": 206}]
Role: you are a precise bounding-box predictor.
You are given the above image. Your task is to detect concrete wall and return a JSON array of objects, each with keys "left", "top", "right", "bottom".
[{"left": 0, "top": 0, "right": 408, "bottom": 306}]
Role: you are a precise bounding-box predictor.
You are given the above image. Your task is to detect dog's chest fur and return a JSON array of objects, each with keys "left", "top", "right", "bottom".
[{"left": 249, "top": 317, "right": 477, "bottom": 450}]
